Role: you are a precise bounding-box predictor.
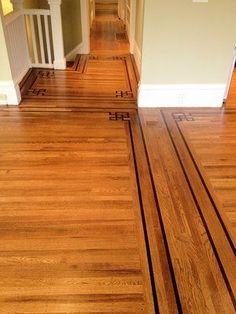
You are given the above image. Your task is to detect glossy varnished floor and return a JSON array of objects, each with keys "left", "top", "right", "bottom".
[
  {"left": 2, "top": 3, "right": 235, "bottom": 313},
  {"left": 0, "top": 107, "right": 235, "bottom": 313},
  {"left": 0, "top": 109, "right": 154, "bottom": 312},
  {"left": 20, "top": 4, "right": 135, "bottom": 109},
  {"left": 20, "top": 54, "right": 138, "bottom": 109},
  {"left": 91, "top": 3, "right": 129, "bottom": 55},
  {"left": 139, "top": 108, "right": 236, "bottom": 313}
]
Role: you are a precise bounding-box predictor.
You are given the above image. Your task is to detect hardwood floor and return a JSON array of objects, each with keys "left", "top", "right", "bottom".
[
  {"left": 0, "top": 107, "right": 235, "bottom": 313},
  {"left": 2, "top": 3, "right": 235, "bottom": 313},
  {"left": 139, "top": 108, "right": 236, "bottom": 313},
  {"left": 164, "top": 110, "right": 236, "bottom": 237},
  {"left": 225, "top": 68, "right": 236, "bottom": 108},
  {"left": 91, "top": 3, "right": 129, "bottom": 55},
  {"left": 19, "top": 2, "right": 133, "bottom": 109},
  {"left": 20, "top": 54, "right": 138, "bottom": 109},
  {"left": 0, "top": 109, "right": 155, "bottom": 313}
]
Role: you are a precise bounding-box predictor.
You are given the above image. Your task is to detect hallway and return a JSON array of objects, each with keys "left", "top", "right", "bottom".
[
  {"left": 19, "top": 1, "right": 137, "bottom": 109},
  {"left": 90, "top": 2, "right": 130, "bottom": 55},
  {"left": 0, "top": 1, "right": 235, "bottom": 313}
]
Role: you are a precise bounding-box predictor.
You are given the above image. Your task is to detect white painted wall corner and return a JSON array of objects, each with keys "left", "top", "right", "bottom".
[
  {"left": 0, "top": 81, "right": 21, "bottom": 105},
  {"left": 65, "top": 42, "right": 84, "bottom": 61},
  {"left": 138, "top": 84, "right": 226, "bottom": 108},
  {"left": 133, "top": 40, "right": 141, "bottom": 75}
]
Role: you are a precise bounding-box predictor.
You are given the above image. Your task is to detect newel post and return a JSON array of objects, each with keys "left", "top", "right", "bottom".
[
  {"left": 10, "top": 0, "right": 24, "bottom": 11},
  {"left": 48, "top": 0, "right": 66, "bottom": 69}
]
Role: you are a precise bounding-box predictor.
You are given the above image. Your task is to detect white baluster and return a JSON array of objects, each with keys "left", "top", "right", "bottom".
[
  {"left": 47, "top": 0, "right": 66, "bottom": 69},
  {"left": 29, "top": 14, "right": 39, "bottom": 65},
  {"left": 44, "top": 15, "right": 52, "bottom": 65},
  {"left": 37, "top": 14, "right": 45, "bottom": 64}
]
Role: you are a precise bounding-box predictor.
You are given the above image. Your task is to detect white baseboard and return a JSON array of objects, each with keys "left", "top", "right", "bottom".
[
  {"left": 53, "top": 58, "right": 66, "bottom": 70},
  {"left": 14, "top": 63, "right": 31, "bottom": 85},
  {"left": 133, "top": 41, "right": 141, "bottom": 75},
  {"left": 66, "top": 43, "right": 84, "bottom": 61},
  {"left": 0, "top": 81, "right": 21, "bottom": 105},
  {"left": 138, "top": 84, "right": 226, "bottom": 107}
]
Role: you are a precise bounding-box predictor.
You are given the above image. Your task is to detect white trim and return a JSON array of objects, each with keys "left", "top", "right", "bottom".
[
  {"left": 31, "top": 63, "right": 53, "bottom": 68},
  {"left": 23, "top": 9, "right": 50, "bottom": 16},
  {"left": 48, "top": 0, "right": 66, "bottom": 69},
  {"left": 14, "top": 64, "right": 31, "bottom": 84},
  {"left": 65, "top": 43, "right": 83, "bottom": 61},
  {"left": 118, "top": 0, "right": 125, "bottom": 20},
  {"left": 4, "top": 10, "right": 21, "bottom": 25},
  {"left": 129, "top": 0, "right": 136, "bottom": 54},
  {"left": 0, "top": 81, "right": 21, "bottom": 105},
  {"left": 138, "top": 84, "right": 226, "bottom": 108},
  {"left": 133, "top": 40, "right": 141, "bottom": 75},
  {"left": 224, "top": 47, "right": 236, "bottom": 100},
  {"left": 80, "top": 0, "right": 90, "bottom": 54},
  {"left": 53, "top": 58, "right": 66, "bottom": 70}
]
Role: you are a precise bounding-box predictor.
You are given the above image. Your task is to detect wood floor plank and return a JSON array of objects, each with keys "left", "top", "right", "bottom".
[
  {"left": 170, "top": 110, "right": 236, "bottom": 239},
  {"left": 91, "top": 3, "right": 129, "bottom": 55},
  {"left": 20, "top": 55, "right": 137, "bottom": 109},
  {"left": 0, "top": 110, "right": 155, "bottom": 313},
  {"left": 139, "top": 108, "right": 236, "bottom": 313},
  {"left": 129, "top": 113, "right": 179, "bottom": 313},
  {"left": 19, "top": 5, "right": 135, "bottom": 110}
]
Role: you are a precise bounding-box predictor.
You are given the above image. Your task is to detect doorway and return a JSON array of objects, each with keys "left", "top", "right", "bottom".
[
  {"left": 81, "top": 0, "right": 136, "bottom": 55},
  {"left": 90, "top": 1, "right": 129, "bottom": 54},
  {"left": 224, "top": 47, "right": 236, "bottom": 108}
]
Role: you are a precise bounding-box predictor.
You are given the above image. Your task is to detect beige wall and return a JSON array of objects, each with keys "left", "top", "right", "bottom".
[
  {"left": 141, "top": 0, "right": 236, "bottom": 85},
  {"left": 24, "top": 0, "right": 40, "bottom": 8},
  {"left": 61, "top": 0, "right": 82, "bottom": 55},
  {"left": 0, "top": 14, "right": 12, "bottom": 81},
  {"left": 135, "top": 0, "right": 144, "bottom": 50}
]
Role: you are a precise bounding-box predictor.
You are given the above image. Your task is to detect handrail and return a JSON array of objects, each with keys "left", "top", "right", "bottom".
[
  {"left": 4, "top": 9, "right": 50, "bottom": 26},
  {"left": 23, "top": 9, "right": 50, "bottom": 16},
  {"left": 4, "top": 11, "right": 21, "bottom": 26}
]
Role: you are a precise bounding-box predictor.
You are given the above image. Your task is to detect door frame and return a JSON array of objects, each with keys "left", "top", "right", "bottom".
[
  {"left": 80, "top": 0, "right": 90, "bottom": 54},
  {"left": 126, "top": 0, "right": 136, "bottom": 53},
  {"left": 224, "top": 46, "right": 236, "bottom": 101},
  {"left": 80, "top": 0, "right": 136, "bottom": 54}
]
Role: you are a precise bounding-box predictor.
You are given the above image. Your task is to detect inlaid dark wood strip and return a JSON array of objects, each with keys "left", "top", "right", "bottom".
[{"left": 139, "top": 108, "right": 235, "bottom": 313}]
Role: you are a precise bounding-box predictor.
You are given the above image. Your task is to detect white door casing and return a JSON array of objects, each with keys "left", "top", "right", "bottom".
[
  {"left": 80, "top": 0, "right": 90, "bottom": 54},
  {"left": 80, "top": 0, "right": 136, "bottom": 54},
  {"left": 224, "top": 46, "right": 236, "bottom": 101}
]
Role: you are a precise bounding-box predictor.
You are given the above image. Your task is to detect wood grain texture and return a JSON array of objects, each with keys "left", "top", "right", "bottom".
[
  {"left": 91, "top": 3, "right": 129, "bottom": 55},
  {"left": 4, "top": 8, "right": 236, "bottom": 311},
  {"left": 20, "top": 55, "right": 137, "bottom": 109},
  {"left": 0, "top": 110, "right": 155, "bottom": 313},
  {"left": 139, "top": 108, "right": 236, "bottom": 313},
  {"left": 169, "top": 110, "right": 236, "bottom": 238},
  {"left": 19, "top": 4, "right": 135, "bottom": 110},
  {"left": 0, "top": 106, "right": 235, "bottom": 313}
]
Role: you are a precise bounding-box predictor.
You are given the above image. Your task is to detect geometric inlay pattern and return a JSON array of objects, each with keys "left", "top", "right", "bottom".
[
  {"left": 172, "top": 113, "right": 195, "bottom": 122},
  {"left": 109, "top": 112, "right": 130, "bottom": 121}
]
